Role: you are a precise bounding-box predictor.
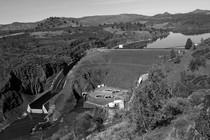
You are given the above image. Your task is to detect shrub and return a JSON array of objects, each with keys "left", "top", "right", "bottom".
[
  {"left": 185, "top": 38, "right": 193, "bottom": 50},
  {"left": 192, "top": 48, "right": 210, "bottom": 57},
  {"left": 174, "top": 81, "right": 195, "bottom": 98},
  {"left": 148, "top": 66, "right": 166, "bottom": 83},
  {"left": 162, "top": 98, "right": 189, "bottom": 114},
  {"left": 170, "top": 49, "right": 176, "bottom": 59},
  {"left": 201, "top": 38, "right": 204, "bottom": 43},
  {"left": 92, "top": 106, "right": 108, "bottom": 122},
  {"left": 91, "top": 106, "right": 108, "bottom": 132},
  {"left": 74, "top": 113, "right": 93, "bottom": 137},
  {"left": 192, "top": 75, "right": 208, "bottom": 85},
  {"left": 188, "top": 90, "right": 207, "bottom": 106},
  {"left": 113, "top": 109, "right": 125, "bottom": 120},
  {"left": 174, "top": 55, "right": 181, "bottom": 64},
  {"left": 193, "top": 45, "right": 196, "bottom": 50},
  {"left": 185, "top": 74, "right": 195, "bottom": 82},
  {"left": 153, "top": 98, "right": 188, "bottom": 129},
  {"left": 188, "top": 56, "right": 206, "bottom": 71},
  {"left": 128, "top": 67, "right": 173, "bottom": 134},
  {"left": 194, "top": 102, "right": 210, "bottom": 139},
  {"left": 204, "top": 52, "right": 210, "bottom": 59}
]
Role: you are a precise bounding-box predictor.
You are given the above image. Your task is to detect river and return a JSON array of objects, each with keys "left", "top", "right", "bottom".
[
  {"left": 0, "top": 114, "right": 46, "bottom": 140},
  {"left": 146, "top": 32, "right": 210, "bottom": 48}
]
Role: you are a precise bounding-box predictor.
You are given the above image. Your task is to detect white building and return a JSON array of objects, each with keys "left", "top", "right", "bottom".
[
  {"left": 137, "top": 73, "right": 149, "bottom": 85},
  {"left": 114, "top": 100, "right": 124, "bottom": 109},
  {"left": 27, "top": 91, "right": 58, "bottom": 114},
  {"left": 119, "top": 44, "right": 123, "bottom": 49},
  {"left": 108, "top": 102, "right": 115, "bottom": 108},
  {"left": 27, "top": 104, "right": 48, "bottom": 114},
  {"left": 107, "top": 100, "right": 124, "bottom": 109}
]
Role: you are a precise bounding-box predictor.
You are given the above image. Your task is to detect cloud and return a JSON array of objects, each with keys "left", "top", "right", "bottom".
[{"left": 90, "top": 0, "right": 139, "bottom": 5}]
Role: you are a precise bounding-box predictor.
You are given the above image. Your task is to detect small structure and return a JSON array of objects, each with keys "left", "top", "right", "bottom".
[
  {"left": 27, "top": 104, "right": 48, "bottom": 114},
  {"left": 114, "top": 100, "right": 124, "bottom": 109},
  {"left": 108, "top": 102, "right": 116, "bottom": 108},
  {"left": 119, "top": 44, "right": 123, "bottom": 49},
  {"left": 107, "top": 100, "right": 124, "bottom": 108},
  {"left": 137, "top": 73, "right": 149, "bottom": 85},
  {"left": 97, "top": 84, "right": 105, "bottom": 88}
]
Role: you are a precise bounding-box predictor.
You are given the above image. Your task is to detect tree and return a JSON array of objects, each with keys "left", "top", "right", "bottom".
[
  {"left": 201, "top": 38, "right": 204, "bottom": 43},
  {"left": 174, "top": 55, "right": 181, "bottom": 64},
  {"left": 128, "top": 67, "right": 173, "bottom": 134},
  {"left": 194, "top": 102, "right": 210, "bottom": 139},
  {"left": 193, "top": 45, "right": 196, "bottom": 50},
  {"left": 170, "top": 49, "right": 176, "bottom": 59},
  {"left": 185, "top": 38, "right": 193, "bottom": 50},
  {"left": 188, "top": 56, "right": 206, "bottom": 71},
  {"left": 74, "top": 113, "right": 93, "bottom": 137}
]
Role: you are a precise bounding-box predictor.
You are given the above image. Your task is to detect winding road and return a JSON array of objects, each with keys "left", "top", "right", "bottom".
[{"left": 0, "top": 32, "right": 25, "bottom": 39}]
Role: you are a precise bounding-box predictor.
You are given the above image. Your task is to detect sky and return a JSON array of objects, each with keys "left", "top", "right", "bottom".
[{"left": 0, "top": 0, "right": 210, "bottom": 24}]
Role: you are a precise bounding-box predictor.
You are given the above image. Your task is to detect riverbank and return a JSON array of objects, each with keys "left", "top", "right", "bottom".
[
  {"left": 147, "top": 32, "right": 210, "bottom": 48},
  {"left": 112, "top": 32, "right": 170, "bottom": 49},
  {"left": 0, "top": 114, "right": 46, "bottom": 140}
]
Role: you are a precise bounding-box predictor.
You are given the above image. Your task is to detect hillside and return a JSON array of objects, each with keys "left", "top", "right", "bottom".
[
  {"left": 79, "top": 14, "right": 149, "bottom": 26},
  {"left": 1, "top": 9, "right": 210, "bottom": 140},
  {"left": 0, "top": 26, "right": 110, "bottom": 131},
  {"left": 152, "top": 12, "right": 172, "bottom": 18},
  {"left": 0, "top": 17, "right": 81, "bottom": 32},
  {"left": 1, "top": 9, "right": 210, "bottom": 34},
  {"left": 0, "top": 21, "right": 169, "bottom": 135},
  {"left": 190, "top": 9, "right": 210, "bottom": 14},
  {"left": 35, "top": 17, "right": 81, "bottom": 30},
  {"left": 22, "top": 38, "right": 210, "bottom": 140},
  {"left": 72, "top": 49, "right": 170, "bottom": 90},
  {"left": 0, "top": 22, "right": 38, "bottom": 31},
  {"left": 147, "top": 9, "right": 210, "bottom": 34},
  {"left": 73, "top": 38, "right": 210, "bottom": 140}
]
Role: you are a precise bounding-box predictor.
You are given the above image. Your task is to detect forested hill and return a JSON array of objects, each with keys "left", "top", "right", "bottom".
[
  {"left": 1, "top": 9, "right": 210, "bottom": 34},
  {"left": 78, "top": 14, "right": 149, "bottom": 26},
  {"left": 0, "top": 17, "right": 80, "bottom": 31}
]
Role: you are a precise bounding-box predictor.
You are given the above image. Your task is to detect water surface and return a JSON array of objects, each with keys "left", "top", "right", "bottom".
[{"left": 147, "top": 32, "right": 210, "bottom": 48}]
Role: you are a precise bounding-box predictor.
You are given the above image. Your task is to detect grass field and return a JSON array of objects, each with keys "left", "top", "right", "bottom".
[{"left": 77, "top": 49, "right": 171, "bottom": 89}]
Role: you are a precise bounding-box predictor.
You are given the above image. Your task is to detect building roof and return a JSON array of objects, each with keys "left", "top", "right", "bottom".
[{"left": 29, "top": 91, "right": 58, "bottom": 109}]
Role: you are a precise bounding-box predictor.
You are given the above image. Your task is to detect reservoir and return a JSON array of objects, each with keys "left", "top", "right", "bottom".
[{"left": 147, "top": 32, "right": 210, "bottom": 48}]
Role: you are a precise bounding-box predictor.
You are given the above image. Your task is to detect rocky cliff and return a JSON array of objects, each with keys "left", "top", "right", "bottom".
[{"left": 0, "top": 60, "right": 67, "bottom": 127}]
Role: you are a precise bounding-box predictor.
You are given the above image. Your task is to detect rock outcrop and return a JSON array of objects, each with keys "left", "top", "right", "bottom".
[
  {"left": 72, "top": 67, "right": 109, "bottom": 97},
  {"left": 0, "top": 60, "right": 67, "bottom": 124}
]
